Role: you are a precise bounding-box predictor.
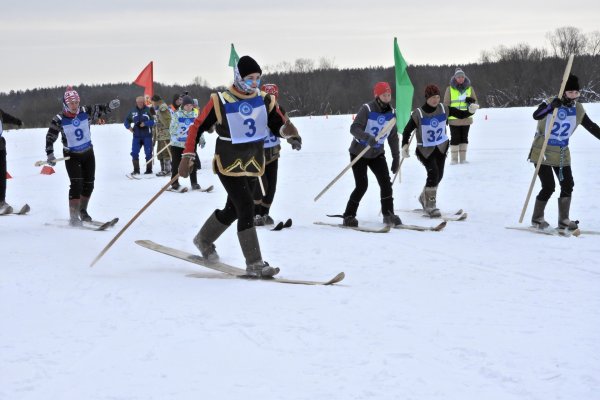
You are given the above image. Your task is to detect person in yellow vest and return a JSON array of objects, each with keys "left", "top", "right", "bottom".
[{"left": 443, "top": 68, "right": 478, "bottom": 164}]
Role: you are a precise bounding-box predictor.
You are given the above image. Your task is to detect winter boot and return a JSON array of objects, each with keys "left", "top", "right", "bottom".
[
  {"left": 253, "top": 214, "right": 265, "bottom": 226},
  {"left": 131, "top": 159, "right": 140, "bottom": 175},
  {"left": 262, "top": 214, "right": 275, "bottom": 226},
  {"left": 69, "top": 199, "right": 83, "bottom": 227},
  {"left": 0, "top": 201, "right": 13, "bottom": 215},
  {"left": 459, "top": 143, "right": 468, "bottom": 164},
  {"left": 79, "top": 196, "right": 92, "bottom": 222},
  {"left": 190, "top": 183, "right": 201, "bottom": 191},
  {"left": 193, "top": 211, "right": 229, "bottom": 263},
  {"left": 342, "top": 215, "right": 358, "bottom": 227},
  {"left": 238, "top": 227, "right": 279, "bottom": 277},
  {"left": 558, "top": 197, "right": 579, "bottom": 230},
  {"left": 423, "top": 187, "right": 441, "bottom": 218},
  {"left": 531, "top": 199, "right": 550, "bottom": 229},
  {"left": 383, "top": 213, "right": 402, "bottom": 227},
  {"left": 156, "top": 160, "right": 167, "bottom": 177},
  {"left": 144, "top": 160, "right": 153, "bottom": 175},
  {"left": 450, "top": 145, "right": 459, "bottom": 165}
]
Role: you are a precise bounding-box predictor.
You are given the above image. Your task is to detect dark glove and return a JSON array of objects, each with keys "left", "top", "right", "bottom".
[
  {"left": 287, "top": 137, "right": 301, "bottom": 150},
  {"left": 465, "top": 96, "right": 476, "bottom": 104},
  {"left": 16, "top": 119, "right": 23, "bottom": 127},
  {"left": 47, "top": 153, "right": 57, "bottom": 166},
  {"left": 550, "top": 97, "right": 562, "bottom": 109},
  {"left": 366, "top": 135, "right": 379, "bottom": 147},
  {"left": 178, "top": 153, "right": 195, "bottom": 178},
  {"left": 279, "top": 120, "right": 299, "bottom": 138},
  {"left": 391, "top": 157, "right": 400, "bottom": 174}
]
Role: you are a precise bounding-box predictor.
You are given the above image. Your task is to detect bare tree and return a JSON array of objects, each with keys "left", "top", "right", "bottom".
[
  {"left": 293, "top": 58, "right": 315, "bottom": 73},
  {"left": 318, "top": 57, "right": 337, "bottom": 70},
  {"left": 587, "top": 31, "right": 600, "bottom": 56},
  {"left": 546, "top": 26, "right": 588, "bottom": 57}
]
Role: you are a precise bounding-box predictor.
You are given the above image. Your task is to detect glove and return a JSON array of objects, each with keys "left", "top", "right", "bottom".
[
  {"left": 401, "top": 144, "right": 410, "bottom": 159},
  {"left": 279, "top": 120, "right": 299, "bottom": 139},
  {"left": 468, "top": 103, "right": 479, "bottom": 114},
  {"left": 178, "top": 153, "right": 195, "bottom": 178},
  {"left": 550, "top": 97, "right": 562, "bottom": 109},
  {"left": 366, "top": 135, "right": 379, "bottom": 147},
  {"left": 465, "top": 96, "right": 476, "bottom": 104},
  {"left": 390, "top": 157, "right": 400, "bottom": 174},
  {"left": 287, "top": 137, "right": 301, "bottom": 150},
  {"left": 47, "top": 153, "right": 57, "bottom": 166},
  {"left": 108, "top": 99, "right": 120, "bottom": 110},
  {"left": 15, "top": 119, "right": 23, "bottom": 127}
]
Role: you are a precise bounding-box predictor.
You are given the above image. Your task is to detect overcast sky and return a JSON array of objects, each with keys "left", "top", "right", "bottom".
[{"left": 1, "top": 0, "right": 598, "bottom": 94}]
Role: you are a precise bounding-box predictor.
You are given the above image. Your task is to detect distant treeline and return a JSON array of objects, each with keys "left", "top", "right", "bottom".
[{"left": 2, "top": 53, "right": 599, "bottom": 129}]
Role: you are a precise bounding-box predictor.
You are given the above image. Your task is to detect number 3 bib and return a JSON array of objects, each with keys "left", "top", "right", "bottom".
[{"left": 222, "top": 94, "right": 268, "bottom": 144}]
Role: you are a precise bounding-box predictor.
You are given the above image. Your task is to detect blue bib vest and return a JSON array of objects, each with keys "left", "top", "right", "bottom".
[
  {"left": 220, "top": 93, "right": 268, "bottom": 144},
  {"left": 62, "top": 112, "right": 92, "bottom": 152},
  {"left": 358, "top": 105, "right": 395, "bottom": 149}
]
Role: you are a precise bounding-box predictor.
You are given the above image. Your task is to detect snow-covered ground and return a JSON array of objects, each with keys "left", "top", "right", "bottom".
[{"left": 1, "top": 105, "right": 599, "bottom": 400}]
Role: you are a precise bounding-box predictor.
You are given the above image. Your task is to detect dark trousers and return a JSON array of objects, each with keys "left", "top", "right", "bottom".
[
  {"left": 0, "top": 138, "right": 6, "bottom": 202},
  {"left": 344, "top": 153, "right": 393, "bottom": 216},
  {"left": 449, "top": 125, "right": 470, "bottom": 145},
  {"left": 215, "top": 172, "right": 256, "bottom": 231},
  {"left": 416, "top": 147, "right": 447, "bottom": 188},
  {"left": 131, "top": 135, "right": 153, "bottom": 161},
  {"left": 64, "top": 148, "right": 95, "bottom": 200},
  {"left": 253, "top": 159, "right": 278, "bottom": 212},
  {"left": 170, "top": 146, "right": 197, "bottom": 187},
  {"left": 536, "top": 164, "right": 574, "bottom": 201}
]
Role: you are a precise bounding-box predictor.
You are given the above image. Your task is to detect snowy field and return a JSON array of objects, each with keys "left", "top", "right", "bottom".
[{"left": 1, "top": 104, "right": 600, "bottom": 400}]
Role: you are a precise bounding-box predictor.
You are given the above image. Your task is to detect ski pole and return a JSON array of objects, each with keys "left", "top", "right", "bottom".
[
  {"left": 314, "top": 117, "right": 396, "bottom": 202},
  {"left": 144, "top": 142, "right": 171, "bottom": 167},
  {"left": 34, "top": 157, "right": 70, "bottom": 167},
  {"left": 90, "top": 174, "right": 180, "bottom": 267},
  {"left": 518, "top": 55, "right": 574, "bottom": 223}
]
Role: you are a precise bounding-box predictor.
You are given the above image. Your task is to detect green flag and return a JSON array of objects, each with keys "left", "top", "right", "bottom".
[
  {"left": 393, "top": 37, "right": 414, "bottom": 131},
  {"left": 228, "top": 43, "right": 239, "bottom": 68}
]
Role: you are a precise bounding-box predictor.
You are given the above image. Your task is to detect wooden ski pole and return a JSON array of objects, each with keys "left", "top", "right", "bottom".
[
  {"left": 144, "top": 143, "right": 171, "bottom": 167},
  {"left": 518, "top": 54, "right": 574, "bottom": 223},
  {"left": 392, "top": 130, "right": 416, "bottom": 185},
  {"left": 34, "top": 157, "right": 70, "bottom": 167},
  {"left": 314, "top": 117, "right": 396, "bottom": 202},
  {"left": 90, "top": 174, "right": 180, "bottom": 267}
]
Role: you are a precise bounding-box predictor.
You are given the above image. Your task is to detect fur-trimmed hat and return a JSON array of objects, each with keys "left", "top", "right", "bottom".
[
  {"left": 237, "top": 55, "right": 262, "bottom": 78},
  {"left": 565, "top": 74, "right": 580, "bottom": 91},
  {"left": 424, "top": 84, "right": 440, "bottom": 99}
]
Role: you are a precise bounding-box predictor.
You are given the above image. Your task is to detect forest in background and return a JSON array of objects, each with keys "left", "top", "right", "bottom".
[{"left": 1, "top": 27, "right": 599, "bottom": 128}]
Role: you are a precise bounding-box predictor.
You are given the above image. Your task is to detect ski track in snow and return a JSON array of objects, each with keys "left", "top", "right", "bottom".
[{"left": 1, "top": 105, "right": 599, "bottom": 399}]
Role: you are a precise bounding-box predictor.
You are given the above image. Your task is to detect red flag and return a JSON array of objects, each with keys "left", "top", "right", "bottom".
[{"left": 133, "top": 61, "right": 153, "bottom": 98}]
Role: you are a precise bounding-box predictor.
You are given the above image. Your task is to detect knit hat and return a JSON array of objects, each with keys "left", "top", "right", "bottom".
[
  {"left": 373, "top": 82, "right": 391, "bottom": 97},
  {"left": 424, "top": 84, "right": 440, "bottom": 99},
  {"left": 565, "top": 74, "right": 580, "bottom": 91},
  {"left": 237, "top": 55, "right": 262, "bottom": 78},
  {"left": 261, "top": 83, "right": 279, "bottom": 98},
  {"left": 64, "top": 86, "right": 80, "bottom": 105},
  {"left": 454, "top": 68, "right": 465, "bottom": 78},
  {"left": 181, "top": 95, "right": 194, "bottom": 107},
  {"left": 151, "top": 94, "right": 162, "bottom": 102}
]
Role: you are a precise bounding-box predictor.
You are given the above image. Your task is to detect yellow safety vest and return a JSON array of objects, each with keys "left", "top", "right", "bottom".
[{"left": 448, "top": 86, "right": 472, "bottom": 120}]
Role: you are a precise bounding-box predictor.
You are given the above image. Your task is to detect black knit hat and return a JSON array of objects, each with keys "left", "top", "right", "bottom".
[
  {"left": 237, "top": 55, "right": 262, "bottom": 78},
  {"left": 565, "top": 74, "right": 580, "bottom": 91},
  {"left": 181, "top": 95, "right": 194, "bottom": 107},
  {"left": 151, "top": 94, "right": 162, "bottom": 102}
]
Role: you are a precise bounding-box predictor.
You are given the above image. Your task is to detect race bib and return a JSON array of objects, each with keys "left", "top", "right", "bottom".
[
  {"left": 62, "top": 113, "right": 92, "bottom": 151},
  {"left": 361, "top": 111, "right": 395, "bottom": 148},
  {"left": 420, "top": 114, "right": 448, "bottom": 147},
  {"left": 546, "top": 106, "right": 576, "bottom": 147},
  {"left": 263, "top": 129, "right": 280, "bottom": 148},
  {"left": 176, "top": 116, "right": 195, "bottom": 142},
  {"left": 224, "top": 95, "right": 268, "bottom": 144}
]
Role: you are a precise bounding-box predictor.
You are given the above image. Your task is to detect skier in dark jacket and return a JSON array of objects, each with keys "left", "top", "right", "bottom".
[
  {"left": 0, "top": 109, "right": 23, "bottom": 214},
  {"left": 178, "top": 55, "right": 299, "bottom": 277},
  {"left": 45, "top": 86, "right": 120, "bottom": 225},
  {"left": 342, "top": 82, "right": 402, "bottom": 227}
]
